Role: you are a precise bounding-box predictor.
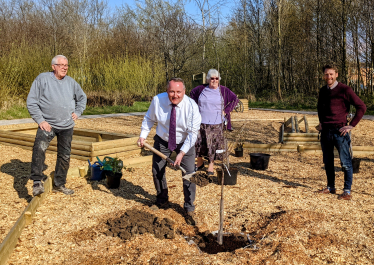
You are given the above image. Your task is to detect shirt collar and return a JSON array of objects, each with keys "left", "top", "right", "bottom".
[{"left": 328, "top": 81, "right": 338, "bottom": 90}]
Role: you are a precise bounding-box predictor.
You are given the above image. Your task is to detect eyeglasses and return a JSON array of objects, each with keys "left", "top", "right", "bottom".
[
  {"left": 55, "top": 64, "right": 69, "bottom": 68},
  {"left": 210, "top": 77, "right": 219, "bottom": 80}
]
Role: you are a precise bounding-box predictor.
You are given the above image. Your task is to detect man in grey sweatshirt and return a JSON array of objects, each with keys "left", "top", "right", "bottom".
[{"left": 27, "top": 55, "right": 87, "bottom": 196}]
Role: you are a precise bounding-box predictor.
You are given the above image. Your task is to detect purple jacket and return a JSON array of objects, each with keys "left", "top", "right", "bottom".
[{"left": 190, "top": 85, "right": 239, "bottom": 131}]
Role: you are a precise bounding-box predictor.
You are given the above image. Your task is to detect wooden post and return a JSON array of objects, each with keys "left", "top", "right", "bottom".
[
  {"left": 294, "top": 116, "right": 300, "bottom": 133},
  {"left": 24, "top": 212, "right": 32, "bottom": 226},
  {"left": 0, "top": 172, "right": 54, "bottom": 265},
  {"left": 291, "top": 116, "right": 295, "bottom": 133},
  {"left": 304, "top": 115, "right": 309, "bottom": 133},
  {"left": 280, "top": 123, "right": 284, "bottom": 143},
  {"left": 79, "top": 166, "right": 86, "bottom": 178}
]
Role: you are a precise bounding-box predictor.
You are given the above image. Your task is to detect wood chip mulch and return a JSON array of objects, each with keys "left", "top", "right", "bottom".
[{"left": 1, "top": 110, "right": 374, "bottom": 264}]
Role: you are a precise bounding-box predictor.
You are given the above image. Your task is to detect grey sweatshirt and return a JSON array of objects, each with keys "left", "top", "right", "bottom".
[{"left": 27, "top": 72, "right": 87, "bottom": 129}]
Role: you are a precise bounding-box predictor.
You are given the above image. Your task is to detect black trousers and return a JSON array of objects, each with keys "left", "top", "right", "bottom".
[
  {"left": 30, "top": 127, "right": 74, "bottom": 187},
  {"left": 152, "top": 135, "right": 196, "bottom": 212}
]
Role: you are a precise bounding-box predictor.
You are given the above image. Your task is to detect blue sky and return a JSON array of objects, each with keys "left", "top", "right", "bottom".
[{"left": 106, "top": 0, "right": 236, "bottom": 25}]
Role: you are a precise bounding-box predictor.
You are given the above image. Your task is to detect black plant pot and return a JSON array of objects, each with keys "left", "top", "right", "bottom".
[
  {"left": 234, "top": 148, "right": 243, "bottom": 157},
  {"left": 104, "top": 170, "right": 122, "bottom": 189},
  {"left": 250, "top": 153, "right": 271, "bottom": 170},
  {"left": 217, "top": 167, "right": 239, "bottom": 185}
]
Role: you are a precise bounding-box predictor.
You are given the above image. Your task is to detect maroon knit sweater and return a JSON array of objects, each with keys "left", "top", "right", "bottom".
[{"left": 317, "top": 82, "right": 366, "bottom": 128}]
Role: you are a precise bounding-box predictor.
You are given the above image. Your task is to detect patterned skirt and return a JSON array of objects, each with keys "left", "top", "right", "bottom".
[{"left": 195, "top": 123, "right": 225, "bottom": 162}]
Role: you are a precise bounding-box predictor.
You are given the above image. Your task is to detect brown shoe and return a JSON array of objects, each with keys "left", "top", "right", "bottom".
[
  {"left": 338, "top": 192, "right": 352, "bottom": 200},
  {"left": 316, "top": 188, "right": 336, "bottom": 194},
  {"left": 185, "top": 211, "right": 197, "bottom": 226}
]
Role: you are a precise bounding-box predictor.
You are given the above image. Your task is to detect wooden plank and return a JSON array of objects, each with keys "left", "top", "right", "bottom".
[
  {"left": 93, "top": 149, "right": 142, "bottom": 162},
  {"left": 5, "top": 126, "right": 135, "bottom": 139},
  {"left": 101, "top": 134, "right": 137, "bottom": 140},
  {"left": 284, "top": 137, "right": 319, "bottom": 142},
  {"left": 72, "top": 135, "right": 97, "bottom": 143},
  {"left": 231, "top": 119, "right": 283, "bottom": 122},
  {"left": 0, "top": 142, "right": 90, "bottom": 161},
  {"left": 73, "top": 128, "right": 135, "bottom": 139},
  {"left": 300, "top": 149, "right": 374, "bottom": 155},
  {"left": 0, "top": 137, "right": 91, "bottom": 156},
  {"left": 300, "top": 145, "right": 374, "bottom": 152},
  {"left": 0, "top": 131, "right": 92, "bottom": 151},
  {"left": 284, "top": 117, "right": 292, "bottom": 127},
  {"left": 91, "top": 137, "right": 138, "bottom": 151},
  {"left": 91, "top": 144, "right": 139, "bottom": 157},
  {"left": 123, "top": 155, "right": 152, "bottom": 166},
  {"left": 243, "top": 143, "right": 281, "bottom": 148},
  {"left": 243, "top": 143, "right": 298, "bottom": 149},
  {"left": 0, "top": 173, "right": 53, "bottom": 265},
  {"left": 246, "top": 148, "right": 297, "bottom": 152},
  {"left": 283, "top": 141, "right": 320, "bottom": 145},
  {"left": 284, "top": 133, "right": 319, "bottom": 137},
  {"left": 4, "top": 124, "right": 38, "bottom": 131}
]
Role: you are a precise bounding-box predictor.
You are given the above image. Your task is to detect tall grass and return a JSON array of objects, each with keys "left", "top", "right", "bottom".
[
  {"left": 69, "top": 55, "right": 165, "bottom": 99},
  {"left": 0, "top": 46, "right": 165, "bottom": 111},
  {"left": 0, "top": 42, "right": 52, "bottom": 109}
]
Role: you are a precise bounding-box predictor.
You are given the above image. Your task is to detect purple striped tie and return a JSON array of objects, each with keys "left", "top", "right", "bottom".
[{"left": 168, "top": 104, "right": 177, "bottom": 151}]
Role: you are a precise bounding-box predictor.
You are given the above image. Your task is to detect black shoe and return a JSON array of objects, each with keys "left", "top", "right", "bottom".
[
  {"left": 150, "top": 201, "right": 169, "bottom": 211},
  {"left": 156, "top": 201, "right": 170, "bottom": 209},
  {"left": 32, "top": 182, "right": 45, "bottom": 196},
  {"left": 185, "top": 211, "right": 197, "bottom": 226},
  {"left": 53, "top": 185, "right": 74, "bottom": 195}
]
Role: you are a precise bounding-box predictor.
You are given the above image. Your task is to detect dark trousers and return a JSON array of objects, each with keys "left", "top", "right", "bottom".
[
  {"left": 30, "top": 127, "right": 74, "bottom": 187},
  {"left": 152, "top": 134, "right": 196, "bottom": 212},
  {"left": 320, "top": 128, "right": 353, "bottom": 191}
]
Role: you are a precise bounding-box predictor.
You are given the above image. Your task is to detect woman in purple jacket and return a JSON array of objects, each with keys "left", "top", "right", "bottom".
[{"left": 190, "top": 69, "right": 238, "bottom": 175}]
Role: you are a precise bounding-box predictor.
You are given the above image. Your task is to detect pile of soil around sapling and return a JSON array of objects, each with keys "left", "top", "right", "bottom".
[
  {"left": 190, "top": 172, "right": 213, "bottom": 187},
  {"left": 104, "top": 209, "right": 175, "bottom": 240},
  {"left": 187, "top": 230, "right": 249, "bottom": 254}
]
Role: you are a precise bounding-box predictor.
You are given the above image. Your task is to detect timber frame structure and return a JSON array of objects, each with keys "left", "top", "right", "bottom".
[
  {"left": 245, "top": 116, "right": 374, "bottom": 155},
  {"left": 0, "top": 124, "right": 140, "bottom": 161}
]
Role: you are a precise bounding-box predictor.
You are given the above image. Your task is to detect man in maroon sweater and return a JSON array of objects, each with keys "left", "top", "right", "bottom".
[{"left": 317, "top": 64, "right": 366, "bottom": 200}]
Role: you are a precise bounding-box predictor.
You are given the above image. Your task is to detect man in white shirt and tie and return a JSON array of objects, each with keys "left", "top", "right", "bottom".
[{"left": 138, "top": 77, "right": 201, "bottom": 225}]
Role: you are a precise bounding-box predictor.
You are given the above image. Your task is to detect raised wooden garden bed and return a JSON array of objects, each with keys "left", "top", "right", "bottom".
[{"left": 0, "top": 125, "right": 140, "bottom": 161}]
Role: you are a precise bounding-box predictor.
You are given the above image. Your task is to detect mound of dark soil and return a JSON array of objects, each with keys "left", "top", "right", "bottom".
[
  {"left": 104, "top": 209, "right": 175, "bottom": 240},
  {"left": 187, "top": 231, "right": 249, "bottom": 254},
  {"left": 190, "top": 172, "right": 213, "bottom": 187}
]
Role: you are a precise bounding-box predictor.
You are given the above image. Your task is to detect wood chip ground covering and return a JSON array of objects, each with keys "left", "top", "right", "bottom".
[{"left": 1, "top": 110, "right": 374, "bottom": 264}]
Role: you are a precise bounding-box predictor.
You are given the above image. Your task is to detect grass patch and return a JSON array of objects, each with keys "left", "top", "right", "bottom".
[
  {"left": 0, "top": 105, "right": 31, "bottom": 120},
  {"left": 247, "top": 101, "right": 374, "bottom": 115},
  {"left": 82, "top": 101, "right": 151, "bottom": 115},
  {"left": 1, "top": 100, "right": 373, "bottom": 120},
  {"left": 0, "top": 101, "right": 151, "bottom": 120},
  {"left": 247, "top": 101, "right": 317, "bottom": 112}
]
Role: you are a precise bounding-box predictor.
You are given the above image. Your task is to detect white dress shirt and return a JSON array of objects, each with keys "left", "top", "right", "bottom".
[{"left": 140, "top": 92, "right": 202, "bottom": 154}]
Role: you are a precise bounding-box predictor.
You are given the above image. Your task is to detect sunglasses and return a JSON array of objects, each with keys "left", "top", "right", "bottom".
[{"left": 210, "top": 77, "right": 219, "bottom": 80}]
